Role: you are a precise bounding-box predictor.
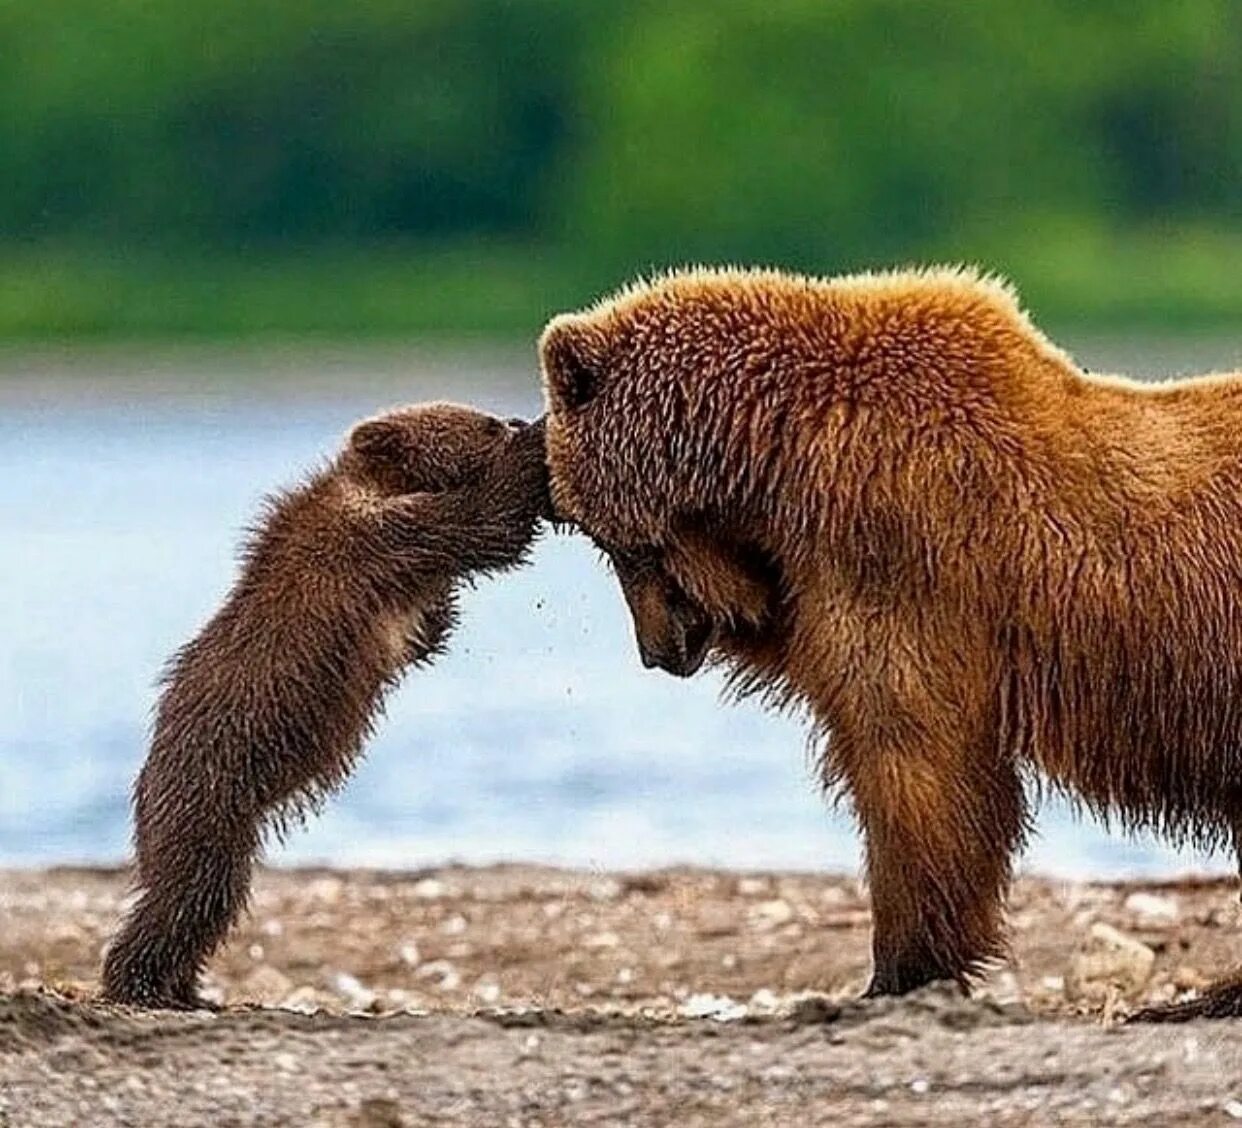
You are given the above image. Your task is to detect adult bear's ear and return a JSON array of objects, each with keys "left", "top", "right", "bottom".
[{"left": 540, "top": 315, "right": 607, "bottom": 412}]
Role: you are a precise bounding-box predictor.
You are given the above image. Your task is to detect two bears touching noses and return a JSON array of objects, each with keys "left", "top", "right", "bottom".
[{"left": 103, "top": 264, "right": 1242, "bottom": 1024}]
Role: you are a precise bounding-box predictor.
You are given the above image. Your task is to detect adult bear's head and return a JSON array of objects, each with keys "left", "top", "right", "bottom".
[{"left": 538, "top": 269, "right": 805, "bottom": 677}]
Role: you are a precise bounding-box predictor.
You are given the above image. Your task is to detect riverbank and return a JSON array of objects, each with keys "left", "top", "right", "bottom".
[{"left": 2, "top": 865, "right": 1241, "bottom": 1125}]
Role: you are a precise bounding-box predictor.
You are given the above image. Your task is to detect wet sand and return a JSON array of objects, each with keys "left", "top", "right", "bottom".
[{"left": 3, "top": 865, "right": 1242, "bottom": 1125}]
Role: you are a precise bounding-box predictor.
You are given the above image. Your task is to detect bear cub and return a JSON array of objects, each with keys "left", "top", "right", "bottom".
[{"left": 101, "top": 403, "right": 549, "bottom": 1008}]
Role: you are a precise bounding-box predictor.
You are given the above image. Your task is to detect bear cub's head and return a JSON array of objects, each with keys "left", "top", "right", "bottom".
[{"left": 345, "top": 401, "right": 542, "bottom": 497}]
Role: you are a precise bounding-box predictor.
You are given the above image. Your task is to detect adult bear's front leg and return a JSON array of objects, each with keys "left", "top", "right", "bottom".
[{"left": 836, "top": 714, "right": 1028, "bottom": 996}]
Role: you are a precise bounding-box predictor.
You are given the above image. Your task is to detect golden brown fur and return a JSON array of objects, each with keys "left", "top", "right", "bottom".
[
  {"left": 539, "top": 265, "right": 1242, "bottom": 1019},
  {"left": 102, "top": 404, "right": 549, "bottom": 1008}
]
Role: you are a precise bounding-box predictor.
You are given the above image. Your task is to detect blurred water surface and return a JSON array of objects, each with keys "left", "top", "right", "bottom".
[{"left": 2, "top": 339, "right": 1239, "bottom": 877}]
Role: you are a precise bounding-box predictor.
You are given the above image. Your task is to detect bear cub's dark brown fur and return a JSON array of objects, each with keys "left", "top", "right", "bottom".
[{"left": 101, "top": 403, "right": 549, "bottom": 1008}]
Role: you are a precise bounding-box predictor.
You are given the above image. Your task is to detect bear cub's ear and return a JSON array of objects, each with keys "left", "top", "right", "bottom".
[
  {"left": 348, "top": 416, "right": 411, "bottom": 473},
  {"left": 540, "top": 315, "right": 607, "bottom": 412}
]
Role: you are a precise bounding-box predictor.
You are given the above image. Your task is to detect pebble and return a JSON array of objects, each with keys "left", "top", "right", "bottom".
[
  {"left": 1173, "top": 965, "right": 1210, "bottom": 992},
  {"left": 307, "top": 877, "right": 343, "bottom": 905},
  {"left": 679, "top": 992, "right": 748, "bottom": 1021},
  {"left": 239, "top": 966, "right": 294, "bottom": 1006},
  {"left": 1065, "top": 922, "right": 1155, "bottom": 1002},
  {"left": 473, "top": 980, "right": 501, "bottom": 1005},
  {"left": 1223, "top": 1099, "right": 1242, "bottom": 1120},
  {"left": 331, "top": 971, "right": 377, "bottom": 1011},
  {"left": 979, "top": 970, "right": 1023, "bottom": 1005},
  {"left": 416, "top": 960, "right": 461, "bottom": 992},
  {"left": 583, "top": 931, "right": 619, "bottom": 949},
  {"left": 1123, "top": 891, "right": 1179, "bottom": 924},
  {"left": 412, "top": 878, "right": 445, "bottom": 900},
  {"left": 748, "top": 988, "right": 781, "bottom": 1014},
  {"left": 588, "top": 878, "right": 622, "bottom": 902},
  {"left": 750, "top": 899, "right": 794, "bottom": 929},
  {"left": 280, "top": 985, "right": 331, "bottom": 1014},
  {"left": 398, "top": 942, "right": 421, "bottom": 968}
]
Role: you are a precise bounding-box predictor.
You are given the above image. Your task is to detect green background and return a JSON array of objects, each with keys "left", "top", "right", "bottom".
[{"left": 3, "top": 0, "right": 1239, "bottom": 338}]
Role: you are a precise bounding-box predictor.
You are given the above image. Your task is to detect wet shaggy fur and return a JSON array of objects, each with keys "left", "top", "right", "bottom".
[
  {"left": 101, "top": 404, "right": 550, "bottom": 1009},
  {"left": 539, "top": 265, "right": 1242, "bottom": 1019}
]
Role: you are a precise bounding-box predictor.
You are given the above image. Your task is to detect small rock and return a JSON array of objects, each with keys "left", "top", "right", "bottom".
[
  {"left": 679, "top": 992, "right": 747, "bottom": 1021},
  {"left": 416, "top": 960, "right": 461, "bottom": 992},
  {"left": 412, "top": 878, "right": 445, "bottom": 900},
  {"left": 281, "top": 985, "right": 330, "bottom": 1014},
  {"left": 307, "top": 877, "right": 343, "bottom": 904},
  {"left": 588, "top": 878, "right": 622, "bottom": 901},
  {"left": 750, "top": 899, "right": 794, "bottom": 929},
  {"left": 1173, "top": 965, "right": 1210, "bottom": 992},
  {"left": 398, "top": 942, "right": 421, "bottom": 968},
  {"left": 473, "top": 980, "right": 501, "bottom": 1005},
  {"left": 1223, "top": 1099, "right": 1242, "bottom": 1120},
  {"left": 748, "top": 988, "right": 781, "bottom": 1014},
  {"left": 239, "top": 965, "right": 294, "bottom": 1006},
  {"left": 331, "top": 971, "right": 377, "bottom": 1011},
  {"left": 696, "top": 910, "right": 738, "bottom": 938},
  {"left": 737, "top": 877, "right": 769, "bottom": 896},
  {"left": 1065, "top": 922, "right": 1155, "bottom": 1003},
  {"left": 978, "top": 970, "right": 1023, "bottom": 1005},
  {"left": 583, "top": 931, "right": 619, "bottom": 949},
  {"left": 49, "top": 924, "right": 84, "bottom": 944},
  {"left": 1123, "top": 891, "right": 1179, "bottom": 924}
]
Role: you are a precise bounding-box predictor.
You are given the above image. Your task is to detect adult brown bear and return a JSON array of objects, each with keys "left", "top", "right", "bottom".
[{"left": 538, "top": 265, "right": 1242, "bottom": 1021}]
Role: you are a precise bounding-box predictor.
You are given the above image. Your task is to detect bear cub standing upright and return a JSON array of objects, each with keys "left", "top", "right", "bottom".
[{"left": 102, "top": 403, "right": 549, "bottom": 1008}]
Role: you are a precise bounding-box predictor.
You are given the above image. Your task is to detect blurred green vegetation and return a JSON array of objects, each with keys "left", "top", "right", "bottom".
[{"left": 1, "top": 0, "right": 1238, "bottom": 338}]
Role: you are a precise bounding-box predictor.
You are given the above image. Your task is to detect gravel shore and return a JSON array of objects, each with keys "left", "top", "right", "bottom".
[{"left": 3, "top": 865, "right": 1241, "bottom": 1125}]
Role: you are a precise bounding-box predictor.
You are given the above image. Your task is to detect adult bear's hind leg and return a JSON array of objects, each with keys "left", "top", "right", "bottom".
[{"left": 1129, "top": 971, "right": 1242, "bottom": 1022}]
